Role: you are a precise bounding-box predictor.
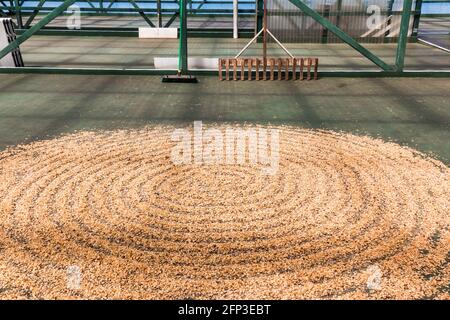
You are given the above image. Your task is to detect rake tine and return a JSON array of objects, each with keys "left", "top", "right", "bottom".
[
  {"left": 270, "top": 58, "right": 275, "bottom": 80},
  {"left": 307, "top": 58, "right": 312, "bottom": 81},
  {"left": 233, "top": 59, "right": 237, "bottom": 81},
  {"left": 300, "top": 58, "right": 304, "bottom": 81},
  {"left": 240, "top": 59, "right": 245, "bottom": 81},
  {"left": 285, "top": 58, "right": 290, "bottom": 80},
  {"left": 292, "top": 58, "right": 297, "bottom": 80},
  {"left": 277, "top": 59, "right": 282, "bottom": 81},
  {"left": 263, "top": 59, "right": 267, "bottom": 81},
  {"left": 219, "top": 59, "right": 223, "bottom": 81},
  {"left": 255, "top": 58, "right": 260, "bottom": 81},
  {"left": 314, "top": 58, "right": 319, "bottom": 80},
  {"left": 248, "top": 59, "right": 253, "bottom": 81}
]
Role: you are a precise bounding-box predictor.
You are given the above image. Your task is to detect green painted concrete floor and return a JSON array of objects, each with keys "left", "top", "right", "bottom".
[
  {"left": 0, "top": 75, "right": 448, "bottom": 164},
  {"left": 20, "top": 36, "right": 450, "bottom": 70}
]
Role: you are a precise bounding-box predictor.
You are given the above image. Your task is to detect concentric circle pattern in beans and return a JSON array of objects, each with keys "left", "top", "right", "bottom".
[{"left": 0, "top": 125, "right": 448, "bottom": 299}]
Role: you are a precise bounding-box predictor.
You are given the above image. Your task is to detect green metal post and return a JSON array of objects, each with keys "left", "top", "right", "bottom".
[
  {"left": 178, "top": 0, "right": 188, "bottom": 74},
  {"left": 288, "top": 0, "right": 393, "bottom": 71},
  {"left": 0, "top": 0, "right": 77, "bottom": 60},
  {"left": 256, "top": 0, "right": 263, "bottom": 36},
  {"left": 336, "top": 0, "right": 342, "bottom": 28},
  {"left": 14, "top": 0, "right": 22, "bottom": 28},
  {"left": 412, "top": 0, "right": 423, "bottom": 38},
  {"left": 321, "top": 4, "right": 330, "bottom": 44},
  {"left": 157, "top": 0, "right": 162, "bottom": 27},
  {"left": 395, "top": 0, "right": 413, "bottom": 71}
]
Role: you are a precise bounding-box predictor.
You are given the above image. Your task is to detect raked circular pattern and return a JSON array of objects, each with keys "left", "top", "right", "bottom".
[{"left": 0, "top": 125, "right": 448, "bottom": 299}]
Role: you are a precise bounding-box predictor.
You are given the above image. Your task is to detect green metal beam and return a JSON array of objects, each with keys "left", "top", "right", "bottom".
[
  {"left": 15, "top": 27, "right": 255, "bottom": 38},
  {"left": 396, "top": 0, "right": 413, "bottom": 71},
  {"left": 178, "top": 0, "right": 188, "bottom": 74},
  {"left": 0, "top": 0, "right": 77, "bottom": 60},
  {"left": 0, "top": 67, "right": 449, "bottom": 78},
  {"left": 24, "top": 0, "right": 46, "bottom": 28},
  {"left": 287, "top": 0, "right": 394, "bottom": 71},
  {"left": 107, "top": 0, "right": 116, "bottom": 9}
]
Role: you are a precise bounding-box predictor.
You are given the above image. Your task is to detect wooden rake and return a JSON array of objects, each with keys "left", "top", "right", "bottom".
[
  {"left": 218, "top": 0, "right": 319, "bottom": 81},
  {"left": 219, "top": 57, "right": 318, "bottom": 81}
]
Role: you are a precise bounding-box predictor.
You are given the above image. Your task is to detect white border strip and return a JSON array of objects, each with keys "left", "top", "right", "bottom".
[{"left": 418, "top": 38, "right": 450, "bottom": 53}]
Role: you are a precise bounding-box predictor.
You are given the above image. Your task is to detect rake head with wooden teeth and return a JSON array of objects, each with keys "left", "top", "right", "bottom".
[
  {"left": 219, "top": 57, "right": 319, "bottom": 81},
  {"left": 218, "top": 0, "right": 319, "bottom": 82}
]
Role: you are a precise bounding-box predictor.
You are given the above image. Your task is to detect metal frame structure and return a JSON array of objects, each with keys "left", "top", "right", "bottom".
[
  {"left": 0, "top": 0, "right": 449, "bottom": 77},
  {"left": 2, "top": 0, "right": 257, "bottom": 37}
]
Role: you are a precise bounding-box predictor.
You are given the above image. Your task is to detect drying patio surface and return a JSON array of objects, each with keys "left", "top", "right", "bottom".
[{"left": 0, "top": 75, "right": 449, "bottom": 163}]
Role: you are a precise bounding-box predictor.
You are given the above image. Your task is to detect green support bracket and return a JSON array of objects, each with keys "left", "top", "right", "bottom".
[
  {"left": 86, "top": 0, "right": 97, "bottom": 9},
  {"left": 288, "top": 0, "right": 394, "bottom": 71},
  {"left": 0, "top": 0, "right": 77, "bottom": 60},
  {"left": 163, "top": 1, "right": 180, "bottom": 28},
  {"left": 107, "top": 0, "right": 116, "bottom": 10},
  {"left": 164, "top": 12, "right": 179, "bottom": 27},
  {"left": 128, "top": 0, "right": 155, "bottom": 27},
  {"left": 196, "top": 0, "right": 207, "bottom": 10},
  {"left": 395, "top": 0, "right": 413, "bottom": 71}
]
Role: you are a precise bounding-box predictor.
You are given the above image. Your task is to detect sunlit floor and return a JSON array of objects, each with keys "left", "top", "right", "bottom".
[{"left": 0, "top": 75, "right": 448, "bottom": 163}]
